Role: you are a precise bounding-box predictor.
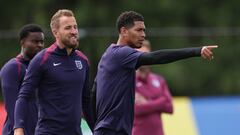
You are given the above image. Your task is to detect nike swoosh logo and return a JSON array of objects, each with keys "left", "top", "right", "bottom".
[{"left": 53, "top": 63, "right": 61, "bottom": 66}]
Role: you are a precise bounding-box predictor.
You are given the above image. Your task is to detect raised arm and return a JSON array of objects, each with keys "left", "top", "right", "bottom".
[{"left": 136, "top": 46, "right": 218, "bottom": 67}]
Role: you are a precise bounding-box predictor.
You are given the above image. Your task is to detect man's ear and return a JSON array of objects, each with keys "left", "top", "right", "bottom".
[
  {"left": 20, "top": 39, "right": 25, "bottom": 47},
  {"left": 120, "top": 27, "right": 128, "bottom": 37},
  {"left": 52, "top": 29, "right": 58, "bottom": 38}
]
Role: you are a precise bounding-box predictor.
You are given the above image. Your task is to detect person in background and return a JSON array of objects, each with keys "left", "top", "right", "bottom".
[
  {"left": 133, "top": 40, "right": 173, "bottom": 135},
  {"left": 1, "top": 24, "right": 44, "bottom": 135},
  {"left": 14, "top": 9, "right": 94, "bottom": 135}
]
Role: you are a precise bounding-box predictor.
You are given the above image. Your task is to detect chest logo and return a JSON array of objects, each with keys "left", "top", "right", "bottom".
[
  {"left": 53, "top": 62, "right": 61, "bottom": 66},
  {"left": 136, "top": 82, "right": 143, "bottom": 87},
  {"left": 75, "top": 60, "right": 83, "bottom": 70},
  {"left": 152, "top": 79, "right": 161, "bottom": 88}
]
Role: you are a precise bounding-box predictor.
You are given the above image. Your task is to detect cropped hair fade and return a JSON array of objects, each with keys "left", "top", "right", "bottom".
[
  {"left": 19, "top": 24, "right": 43, "bottom": 41},
  {"left": 116, "top": 11, "right": 144, "bottom": 33}
]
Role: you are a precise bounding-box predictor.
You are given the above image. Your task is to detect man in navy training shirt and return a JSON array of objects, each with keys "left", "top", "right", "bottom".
[
  {"left": 93, "top": 11, "right": 218, "bottom": 135},
  {"left": 14, "top": 9, "right": 94, "bottom": 135},
  {"left": 1, "top": 24, "right": 44, "bottom": 135}
]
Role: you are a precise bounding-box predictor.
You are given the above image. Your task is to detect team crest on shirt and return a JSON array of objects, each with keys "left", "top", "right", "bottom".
[
  {"left": 75, "top": 60, "right": 83, "bottom": 70},
  {"left": 152, "top": 79, "right": 161, "bottom": 88},
  {"left": 136, "top": 82, "right": 143, "bottom": 87}
]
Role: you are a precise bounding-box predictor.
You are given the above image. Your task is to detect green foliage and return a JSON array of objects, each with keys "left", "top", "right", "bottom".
[{"left": 0, "top": 0, "right": 240, "bottom": 99}]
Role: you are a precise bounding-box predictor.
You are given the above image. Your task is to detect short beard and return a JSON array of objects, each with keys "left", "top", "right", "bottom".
[
  {"left": 65, "top": 43, "right": 78, "bottom": 49},
  {"left": 61, "top": 39, "right": 79, "bottom": 49},
  {"left": 128, "top": 42, "right": 142, "bottom": 49}
]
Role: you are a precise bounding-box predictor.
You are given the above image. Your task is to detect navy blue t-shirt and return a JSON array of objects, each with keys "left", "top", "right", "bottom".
[
  {"left": 1, "top": 55, "right": 38, "bottom": 135},
  {"left": 14, "top": 43, "right": 94, "bottom": 135},
  {"left": 95, "top": 44, "right": 143, "bottom": 134}
]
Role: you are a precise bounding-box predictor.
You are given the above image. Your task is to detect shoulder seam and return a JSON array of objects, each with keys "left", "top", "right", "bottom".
[
  {"left": 40, "top": 44, "right": 57, "bottom": 65},
  {"left": 75, "top": 50, "right": 90, "bottom": 65}
]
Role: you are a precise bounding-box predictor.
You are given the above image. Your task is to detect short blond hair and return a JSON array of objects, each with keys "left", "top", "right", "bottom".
[{"left": 50, "top": 9, "right": 74, "bottom": 31}]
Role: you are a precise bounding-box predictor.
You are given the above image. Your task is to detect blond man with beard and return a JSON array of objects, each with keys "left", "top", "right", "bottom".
[{"left": 14, "top": 9, "right": 94, "bottom": 135}]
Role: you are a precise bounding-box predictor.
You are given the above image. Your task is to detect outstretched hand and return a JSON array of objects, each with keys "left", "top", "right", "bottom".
[{"left": 201, "top": 45, "right": 218, "bottom": 60}]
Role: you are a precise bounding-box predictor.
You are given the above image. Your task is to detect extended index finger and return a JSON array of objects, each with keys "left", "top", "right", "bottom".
[{"left": 207, "top": 45, "right": 218, "bottom": 49}]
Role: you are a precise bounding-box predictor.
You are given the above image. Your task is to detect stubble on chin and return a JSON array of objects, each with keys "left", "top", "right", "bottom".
[
  {"left": 62, "top": 38, "right": 79, "bottom": 49},
  {"left": 66, "top": 43, "right": 78, "bottom": 49}
]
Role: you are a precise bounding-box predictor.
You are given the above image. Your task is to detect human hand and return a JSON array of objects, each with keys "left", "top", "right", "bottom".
[
  {"left": 135, "top": 92, "right": 147, "bottom": 105},
  {"left": 14, "top": 128, "right": 24, "bottom": 135},
  {"left": 201, "top": 45, "right": 218, "bottom": 60}
]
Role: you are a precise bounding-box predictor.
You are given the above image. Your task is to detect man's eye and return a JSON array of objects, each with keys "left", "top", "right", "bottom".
[{"left": 65, "top": 26, "right": 71, "bottom": 30}]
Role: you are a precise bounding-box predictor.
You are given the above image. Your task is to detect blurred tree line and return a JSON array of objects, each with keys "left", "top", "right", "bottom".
[{"left": 0, "top": 0, "right": 239, "bottom": 99}]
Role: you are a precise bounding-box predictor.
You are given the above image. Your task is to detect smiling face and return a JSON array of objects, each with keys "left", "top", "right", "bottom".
[
  {"left": 53, "top": 16, "right": 79, "bottom": 49},
  {"left": 124, "top": 21, "right": 146, "bottom": 48}
]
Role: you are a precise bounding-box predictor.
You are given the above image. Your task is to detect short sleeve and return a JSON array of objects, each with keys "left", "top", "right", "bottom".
[{"left": 117, "top": 46, "right": 143, "bottom": 69}]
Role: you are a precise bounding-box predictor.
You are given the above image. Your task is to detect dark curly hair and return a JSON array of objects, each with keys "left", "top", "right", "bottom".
[
  {"left": 19, "top": 24, "right": 43, "bottom": 41},
  {"left": 116, "top": 11, "right": 144, "bottom": 33}
]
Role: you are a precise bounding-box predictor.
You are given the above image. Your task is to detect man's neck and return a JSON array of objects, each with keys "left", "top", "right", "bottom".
[
  {"left": 20, "top": 50, "right": 30, "bottom": 61},
  {"left": 117, "top": 36, "right": 128, "bottom": 46},
  {"left": 56, "top": 41, "right": 73, "bottom": 55}
]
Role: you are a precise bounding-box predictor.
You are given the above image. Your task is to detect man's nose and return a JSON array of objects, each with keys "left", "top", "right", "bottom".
[
  {"left": 71, "top": 28, "right": 78, "bottom": 34},
  {"left": 142, "top": 31, "right": 146, "bottom": 38}
]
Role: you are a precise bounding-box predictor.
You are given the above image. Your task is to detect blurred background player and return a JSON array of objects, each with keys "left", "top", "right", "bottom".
[
  {"left": 132, "top": 40, "right": 173, "bottom": 135},
  {"left": 0, "top": 24, "right": 44, "bottom": 135}
]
